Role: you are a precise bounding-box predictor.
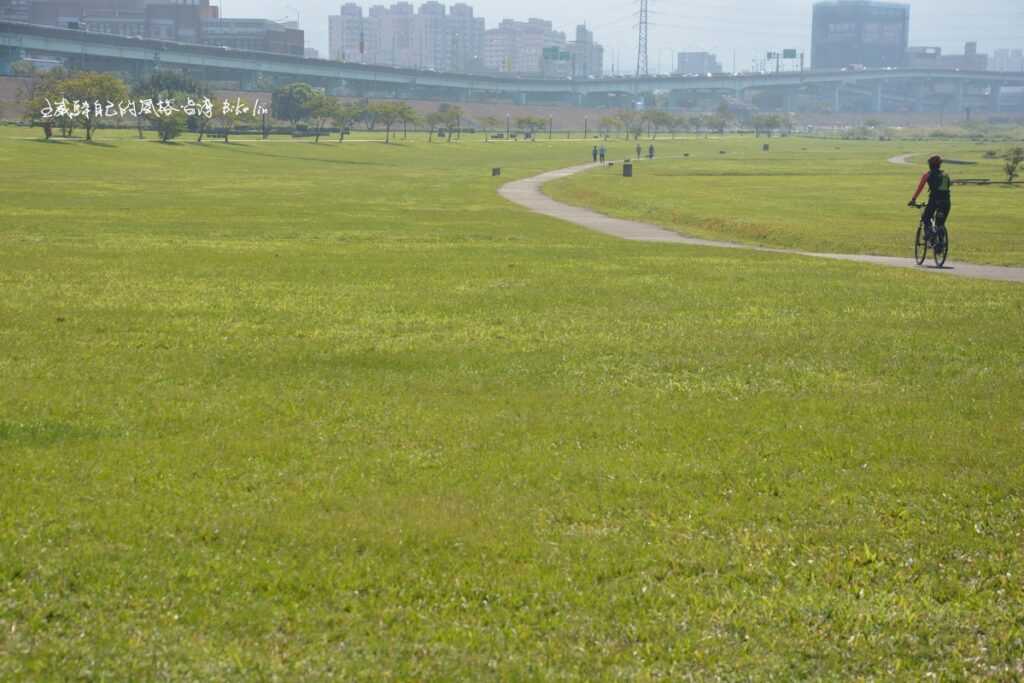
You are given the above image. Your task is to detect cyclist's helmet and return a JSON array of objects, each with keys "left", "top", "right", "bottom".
[{"left": 928, "top": 155, "right": 943, "bottom": 169}]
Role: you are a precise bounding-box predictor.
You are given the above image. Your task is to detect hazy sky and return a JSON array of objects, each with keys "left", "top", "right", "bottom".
[{"left": 222, "top": 0, "right": 1024, "bottom": 72}]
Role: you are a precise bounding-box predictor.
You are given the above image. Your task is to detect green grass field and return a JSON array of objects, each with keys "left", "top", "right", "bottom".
[
  {"left": 546, "top": 135, "right": 1024, "bottom": 266},
  {"left": 1, "top": 127, "right": 1023, "bottom": 679}
]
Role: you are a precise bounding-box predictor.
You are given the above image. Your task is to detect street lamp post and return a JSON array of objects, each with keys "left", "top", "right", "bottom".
[
  {"left": 584, "top": 115, "right": 588, "bottom": 138},
  {"left": 506, "top": 113, "right": 510, "bottom": 139}
]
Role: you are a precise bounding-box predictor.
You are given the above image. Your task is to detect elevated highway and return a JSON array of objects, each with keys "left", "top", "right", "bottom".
[{"left": 3, "top": 20, "right": 1023, "bottom": 112}]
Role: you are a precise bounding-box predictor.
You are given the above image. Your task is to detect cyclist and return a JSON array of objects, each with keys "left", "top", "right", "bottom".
[{"left": 908, "top": 155, "right": 952, "bottom": 246}]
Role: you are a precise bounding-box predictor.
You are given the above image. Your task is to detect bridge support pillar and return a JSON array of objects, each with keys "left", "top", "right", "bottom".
[
  {"left": 955, "top": 81, "right": 965, "bottom": 114},
  {"left": 990, "top": 84, "right": 1001, "bottom": 113},
  {"left": 873, "top": 82, "right": 883, "bottom": 113},
  {"left": 783, "top": 89, "right": 796, "bottom": 113},
  {"left": 517, "top": 92, "right": 527, "bottom": 105},
  {"left": 833, "top": 85, "right": 841, "bottom": 113},
  {"left": 0, "top": 46, "right": 23, "bottom": 75}
]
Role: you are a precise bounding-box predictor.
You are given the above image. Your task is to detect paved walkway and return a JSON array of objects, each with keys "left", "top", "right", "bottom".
[
  {"left": 499, "top": 163, "right": 1024, "bottom": 284},
  {"left": 888, "top": 153, "right": 914, "bottom": 165}
]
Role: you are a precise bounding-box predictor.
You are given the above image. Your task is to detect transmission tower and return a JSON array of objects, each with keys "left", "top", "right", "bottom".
[{"left": 635, "top": 0, "right": 649, "bottom": 77}]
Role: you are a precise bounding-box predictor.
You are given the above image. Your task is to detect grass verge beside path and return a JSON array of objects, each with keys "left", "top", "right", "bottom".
[
  {"left": 1, "top": 128, "right": 1023, "bottom": 678},
  {"left": 545, "top": 135, "right": 1024, "bottom": 266}
]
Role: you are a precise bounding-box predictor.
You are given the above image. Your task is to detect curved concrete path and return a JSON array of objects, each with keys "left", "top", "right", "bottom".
[
  {"left": 499, "top": 163, "right": 1024, "bottom": 284},
  {"left": 888, "top": 153, "right": 915, "bottom": 165}
]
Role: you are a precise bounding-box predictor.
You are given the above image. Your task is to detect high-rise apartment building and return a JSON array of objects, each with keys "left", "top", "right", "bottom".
[
  {"left": 675, "top": 51, "right": 721, "bottom": 74},
  {"left": 484, "top": 18, "right": 564, "bottom": 75},
  {"left": 568, "top": 24, "right": 603, "bottom": 78},
  {"left": 0, "top": 0, "right": 31, "bottom": 22},
  {"left": 811, "top": 0, "right": 909, "bottom": 69},
  {"left": 991, "top": 48, "right": 1024, "bottom": 72},
  {"left": 329, "top": 1, "right": 484, "bottom": 71},
  {"left": 328, "top": 3, "right": 365, "bottom": 61}
]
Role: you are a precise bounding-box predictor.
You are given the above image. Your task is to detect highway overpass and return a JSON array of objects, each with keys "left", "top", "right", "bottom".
[{"left": 3, "top": 20, "right": 1023, "bottom": 113}]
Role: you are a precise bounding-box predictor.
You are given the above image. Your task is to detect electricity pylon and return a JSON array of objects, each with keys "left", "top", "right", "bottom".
[{"left": 635, "top": 0, "right": 649, "bottom": 77}]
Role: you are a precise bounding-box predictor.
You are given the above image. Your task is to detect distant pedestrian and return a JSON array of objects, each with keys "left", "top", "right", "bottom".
[
  {"left": 598, "top": 145, "right": 606, "bottom": 162},
  {"left": 592, "top": 145, "right": 598, "bottom": 162},
  {"left": 648, "top": 144, "right": 655, "bottom": 159},
  {"left": 635, "top": 143, "right": 642, "bottom": 159}
]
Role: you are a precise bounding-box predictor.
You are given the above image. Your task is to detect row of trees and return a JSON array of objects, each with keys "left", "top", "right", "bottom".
[
  {"left": 272, "top": 84, "right": 551, "bottom": 143},
  {"left": 271, "top": 83, "right": 481, "bottom": 144},
  {"left": 18, "top": 70, "right": 792, "bottom": 144},
  {"left": 590, "top": 105, "right": 794, "bottom": 140},
  {"left": 21, "top": 69, "right": 262, "bottom": 142},
  {"left": 596, "top": 109, "right": 729, "bottom": 139}
]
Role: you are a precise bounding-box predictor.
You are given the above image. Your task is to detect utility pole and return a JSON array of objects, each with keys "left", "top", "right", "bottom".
[{"left": 635, "top": 0, "right": 648, "bottom": 78}]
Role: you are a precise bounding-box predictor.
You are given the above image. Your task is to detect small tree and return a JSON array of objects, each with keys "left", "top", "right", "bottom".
[
  {"left": 20, "top": 66, "right": 69, "bottom": 139},
  {"left": 597, "top": 115, "right": 619, "bottom": 139},
  {"left": 272, "top": 82, "right": 316, "bottom": 128},
  {"left": 425, "top": 111, "right": 443, "bottom": 142},
  {"left": 133, "top": 71, "right": 207, "bottom": 142},
  {"left": 11, "top": 60, "right": 41, "bottom": 77},
  {"left": 643, "top": 110, "right": 673, "bottom": 139},
  {"left": 715, "top": 101, "right": 735, "bottom": 134},
  {"left": 307, "top": 92, "right": 340, "bottom": 143},
  {"left": 668, "top": 114, "right": 689, "bottom": 139},
  {"left": 690, "top": 114, "right": 706, "bottom": 137},
  {"left": 440, "top": 104, "right": 463, "bottom": 142},
  {"left": 480, "top": 115, "right": 500, "bottom": 141},
  {"left": 1003, "top": 147, "right": 1024, "bottom": 183},
  {"left": 368, "top": 102, "right": 401, "bottom": 143},
  {"left": 515, "top": 116, "right": 545, "bottom": 140},
  {"left": 218, "top": 108, "right": 256, "bottom": 143},
  {"left": 61, "top": 72, "right": 129, "bottom": 141},
  {"left": 333, "top": 102, "right": 364, "bottom": 142},
  {"left": 394, "top": 102, "right": 419, "bottom": 140},
  {"left": 155, "top": 109, "right": 188, "bottom": 142},
  {"left": 616, "top": 109, "right": 640, "bottom": 140}
]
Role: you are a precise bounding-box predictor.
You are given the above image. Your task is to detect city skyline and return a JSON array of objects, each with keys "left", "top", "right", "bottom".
[{"left": 222, "top": 0, "right": 1023, "bottom": 74}]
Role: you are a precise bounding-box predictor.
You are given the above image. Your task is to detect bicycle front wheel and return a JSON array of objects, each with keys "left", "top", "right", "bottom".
[
  {"left": 915, "top": 224, "right": 928, "bottom": 265},
  {"left": 933, "top": 226, "right": 948, "bottom": 268}
]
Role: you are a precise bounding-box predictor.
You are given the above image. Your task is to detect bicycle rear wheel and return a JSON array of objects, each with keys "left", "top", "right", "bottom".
[
  {"left": 933, "top": 226, "right": 948, "bottom": 267},
  {"left": 915, "top": 224, "right": 928, "bottom": 265}
]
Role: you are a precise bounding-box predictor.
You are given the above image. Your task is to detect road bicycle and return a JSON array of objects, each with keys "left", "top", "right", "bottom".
[{"left": 910, "top": 203, "right": 949, "bottom": 268}]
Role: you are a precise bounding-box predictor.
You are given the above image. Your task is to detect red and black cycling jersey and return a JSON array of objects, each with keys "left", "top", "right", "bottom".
[{"left": 913, "top": 169, "right": 952, "bottom": 203}]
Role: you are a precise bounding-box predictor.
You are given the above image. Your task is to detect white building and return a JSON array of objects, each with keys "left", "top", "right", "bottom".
[
  {"left": 991, "top": 48, "right": 1024, "bottom": 73},
  {"left": 328, "top": 1, "right": 484, "bottom": 70},
  {"left": 568, "top": 24, "right": 603, "bottom": 78},
  {"left": 484, "top": 18, "right": 565, "bottom": 75}
]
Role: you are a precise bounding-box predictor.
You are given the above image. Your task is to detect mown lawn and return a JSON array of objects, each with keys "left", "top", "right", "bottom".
[
  {"left": 545, "top": 135, "right": 1024, "bottom": 266},
  {"left": 1, "top": 127, "right": 1022, "bottom": 679}
]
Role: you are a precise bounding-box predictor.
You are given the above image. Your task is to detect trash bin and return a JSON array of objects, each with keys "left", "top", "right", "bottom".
[
  {"left": 762, "top": 143, "right": 770, "bottom": 151},
  {"left": 492, "top": 167, "right": 501, "bottom": 176},
  {"left": 623, "top": 162, "right": 633, "bottom": 177}
]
